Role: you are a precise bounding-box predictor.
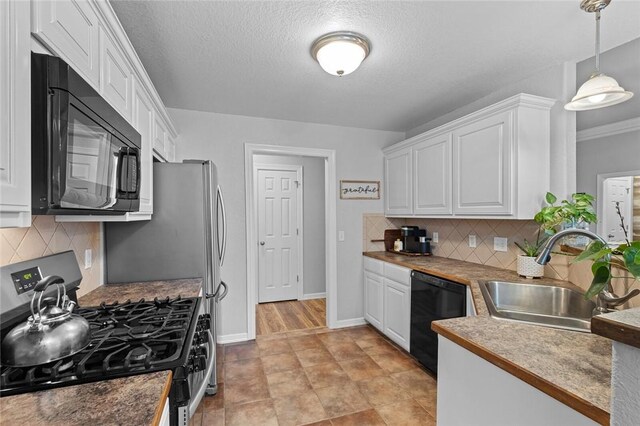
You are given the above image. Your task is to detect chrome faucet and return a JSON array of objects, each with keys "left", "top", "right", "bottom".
[{"left": 535, "top": 228, "right": 640, "bottom": 315}]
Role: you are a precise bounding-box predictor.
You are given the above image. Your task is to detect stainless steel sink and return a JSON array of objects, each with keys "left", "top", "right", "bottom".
[{"left": 479, "top": 280, "right": 596, "bottom": 332}]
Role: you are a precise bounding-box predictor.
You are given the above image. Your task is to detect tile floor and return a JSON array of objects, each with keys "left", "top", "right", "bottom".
[{"left": 190, "top": 325, "right": 437, "bottom": 426}]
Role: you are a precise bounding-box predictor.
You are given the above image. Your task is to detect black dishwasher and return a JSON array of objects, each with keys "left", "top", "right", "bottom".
[{"left": 410, "top": 270, "right": 467, "bottom": 375}]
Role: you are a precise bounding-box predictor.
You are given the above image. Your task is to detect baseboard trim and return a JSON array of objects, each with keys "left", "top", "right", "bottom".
[
  {"left": 332, "top": 317, "right": 367, "bottom": 329},
  {"left": 217, "top": 333, "right": 249, "bottom": 344},
  {"left": 300, "top": 292, "right": 326, "bottom": 300}
]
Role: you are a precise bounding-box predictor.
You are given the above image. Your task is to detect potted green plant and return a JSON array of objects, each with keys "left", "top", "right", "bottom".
[
  {"left": 534, "top": 192, "right": 597, "bottom": 247},
  {"left": 514, "top": 229, "right": 550, "bottom": 278}
]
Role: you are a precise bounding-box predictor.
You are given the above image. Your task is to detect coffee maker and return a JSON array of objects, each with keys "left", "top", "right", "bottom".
[{"left": 400, "top": 226, "right": 431, "bottom": 254}]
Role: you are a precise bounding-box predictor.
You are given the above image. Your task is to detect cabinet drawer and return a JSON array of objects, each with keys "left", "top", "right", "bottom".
[
  {"left": 364, "top": 257, "right": 384, "bottom": 275},
  {"left": 384, "top": 263, "right": 411, "bottom": 285}
]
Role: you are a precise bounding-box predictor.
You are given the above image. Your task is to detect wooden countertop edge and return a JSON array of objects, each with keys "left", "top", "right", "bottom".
[
  {"left": 432, "top": 322, "right": 609, "bottom": 426},
  {"left": 591, "top": 315, "right": 640, "bottom": 349},
  {"left": 151, "top": 370, "right": 173, "bottom": 426}
]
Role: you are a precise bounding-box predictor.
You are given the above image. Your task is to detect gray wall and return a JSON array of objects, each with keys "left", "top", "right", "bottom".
[
  {"left": 405, "top": 61, "right": 577, "bottom": 199},
  {"left": 576, "top": 38, "right": 640, "bottom": 131},
  {"left": 254, "top": 154, "right": 326, "bottom": 297},
  {"left": 169, "top": 108, "right": 404, "bottom": 338}
]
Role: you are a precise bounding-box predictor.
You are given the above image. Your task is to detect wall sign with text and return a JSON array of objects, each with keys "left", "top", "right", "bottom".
[{"left": 339, "top": 180, "right": 380, "bottom": 200}]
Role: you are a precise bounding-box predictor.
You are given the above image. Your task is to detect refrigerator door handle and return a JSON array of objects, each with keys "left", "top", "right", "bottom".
[
  {"left": 216, "top": 281, "right": 228, "bottom": 301},
  {"left": 217, "top": 185, "right": 227, "bottom": 267}
]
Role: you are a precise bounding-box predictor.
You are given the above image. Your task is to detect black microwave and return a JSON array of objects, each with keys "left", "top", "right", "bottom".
[{"left": 31, "top": 53, "right": 141, "bottom": 215}]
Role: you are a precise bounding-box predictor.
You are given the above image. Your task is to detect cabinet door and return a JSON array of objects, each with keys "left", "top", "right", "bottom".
[
  {"left": 413, "top": 134, "right": 452, "bottom": 215},
  {"left": 0, "top": 0, "right": 31, "bottom": 227},
  {"left": 384, "top": 147, "right": 412, "bottom": 216},
  {"left": 31, "top": 0, "right": 100, "bottom": 89},
  {"left": 132, "top": 80, "right": 154, "bottom": 214},
  {"left": 364, "top": 271, "right": 384, "bottom": 331},
  {"left": 383, "top": 278, "right": 410, "bottom": 351},
  {"left": 452, "top": 111, "right": 513, "bottom": 215},
  {"left": 153, "top": 117, "right": 167, "bottom": 161},
  {"left": 99, "top": 26, "right": 132, "bottom": 121}
]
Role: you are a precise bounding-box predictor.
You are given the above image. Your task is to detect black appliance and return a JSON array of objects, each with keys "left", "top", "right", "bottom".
[
  {"left": 0, "top": 253, "right": 213, "bottom": 426},
  {"left": 410, "top": 270, "right": 466, "bottom": 375},
  {"left": 401, "top": 226, "right": 430, "bottom": 254},
  {"left": 31, "top": 52, "right": 141, "bottom": 215}
]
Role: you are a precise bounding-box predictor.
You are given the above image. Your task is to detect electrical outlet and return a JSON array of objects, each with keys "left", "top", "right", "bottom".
[
  {"left": 432, "top": 232, "right": 439, "bottom": 243},
  {"left": 493, "top": 237, "right": 508, "bottom": 252},
  {"left": 84, "top": 249, "right": 92, "bottom": 269},
  {"left": 338, "top": 230, "right": 345, "bottom": 242},
  {"left": 468, "top": 235, "right": 477, "bottom": 248}
]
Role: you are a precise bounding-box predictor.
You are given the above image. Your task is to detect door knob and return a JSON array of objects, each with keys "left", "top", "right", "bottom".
[{"left": 260, "top": 241, "right": 265, "bottom": 246}]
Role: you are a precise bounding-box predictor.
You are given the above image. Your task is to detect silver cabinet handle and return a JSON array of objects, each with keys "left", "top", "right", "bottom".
[
  {"left": 260, "top": 241, "right": 265, "bottom": 246},
  {"left": 217, "top": 186, "right": 227, "bottom": 267}
]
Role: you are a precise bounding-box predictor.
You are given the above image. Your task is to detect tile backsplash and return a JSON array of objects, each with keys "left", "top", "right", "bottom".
[
  {"left": 363, "top": 213, "right": 639, "bottom": 308},
  {"left": 0, "top": 216, "right": 102, "bottom": 297}
]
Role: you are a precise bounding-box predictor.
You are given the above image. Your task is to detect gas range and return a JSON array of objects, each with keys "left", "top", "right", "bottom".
[{"left": 0, "top": 296, "right": 206, "bottom": 396}]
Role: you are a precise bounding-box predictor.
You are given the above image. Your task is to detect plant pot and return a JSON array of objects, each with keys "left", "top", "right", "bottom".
[
  {"left": 517, "top": 255, "right": 544, "bottom": 279},
  {"left": 560, "top": 220, "right": 590, "bottom": 248}
]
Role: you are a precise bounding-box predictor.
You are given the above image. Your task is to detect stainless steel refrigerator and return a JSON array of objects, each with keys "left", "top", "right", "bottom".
[{"left": 105, "top": 160, "right": 227, "bottom": 395}]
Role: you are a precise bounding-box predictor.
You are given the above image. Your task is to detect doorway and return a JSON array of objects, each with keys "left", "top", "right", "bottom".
[
  {"left": 598, "top": 171, "right": 640, "bottom": 244},
  {"left": 245, "top": 145, "right": 337, "bottom": 340}
]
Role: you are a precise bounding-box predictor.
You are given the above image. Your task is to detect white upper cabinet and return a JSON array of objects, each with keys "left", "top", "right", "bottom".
[
  {"left": 99, "top": 26, "right": 132, "bottom": 121},
  {"left": 384, "top": 146, "right": 412, "bottom": 216},
  {"left": 154, "top": 116, "right": 168, "bottom": 161},
  {"left": 383, "top": 93, "right": 555, "bottom": 219},
  {"left": 0, "top": 0, "right": 31, "bottom": 228},
  {"left": 31, "top": 0, "right": 100, "bottom": 89},
  {"left": 132, "top": 79, "right": 154, "bottom": 215},
  {"left": 413, "top": 133, "right": 452, "bottom": 215},
  {"left": 453, "top": 110, "right": 512, "bottom": 215}
]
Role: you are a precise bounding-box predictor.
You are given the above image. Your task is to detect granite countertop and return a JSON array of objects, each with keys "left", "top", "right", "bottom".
[
  {"left": 592, "top": 307, "right": 640, "bottom": 349},
  {"left": 1, "top": 279, "right": 201, "bottom": 426},
  {"left": 364, "top": 251, "right": 611, "bottom": 425}
]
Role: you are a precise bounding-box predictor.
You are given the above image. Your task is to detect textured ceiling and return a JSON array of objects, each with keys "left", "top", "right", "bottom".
[{"left": 111, "top": 0, "right": 640, "bottom": 132}]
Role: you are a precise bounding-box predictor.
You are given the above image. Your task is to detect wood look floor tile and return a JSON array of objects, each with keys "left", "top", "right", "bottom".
[
  {"left": 216, "top": 359, "right": 224, "bottom": 384},
  {"left": 300, "top": 421, "right": 332, "bottom": 426},
  {"left": 261, "top": 352, "right": 301, "bottom": 374},
  {"left": 415, "top": 393, "right": 437, "bottom": 417},
  {"left": 288, "top": 334, "right": 324, "bottom": 352},
  {"left": 370, "top": 351, "right": 419, "bottom": 374},
  {"left": 224, "top": 375, "right": 270, "bottom": 407},
  {"left": 226, "top": 400, "right": 279, "bottom": 426},
  {"left": 317, "top": 330, "right": 353, "bottom": 346},
  {"left": 266, "top": 368, "right": 312, "bottom": 398},
  {"left": 304, "top": 361, "right": 351, "bottom": 389},
  {"left": 338, "top": 356, "right": 386, "bottom": 381},
  {"left": 257, "top": 337, "right": 293, "bottom": 356},
  {"left": 375, "top": 399, "right": 434, "bottom": 426},
  {"left": 355, "top": 336, "right": 398, "bottom": 356},
  {"left": 314, "top": 382, "right": 370, "bottom": 418},
  {"left": 202, "top": 383, "right": 224, "bottom": 411},
  {"left": 328, "top": 408, "right": 386, "bottom": 426},
  {"left": 390, "top": 368, "right": 437, "bottom": 398},
  {"left": 201, "top": 408, "right": 224, "bottom": 426},
  {"left": 356, "top": 376, "right": 412, "bottom": 407},
  {"left": 224, "top": 341, "right": 260, "bottom": 362},
  {"left": 340, "top": 326, "right": 380, "bottom": 341},
  {"left": 225, "top": 357, "right": 264, "bottom": 381},
  {"left": 295, "top": 347, "right": 335, "bottom": 367},
  {"left": 325, "top": 341, "right": 366, "bottom": 361},
  {"left": 273, "top": 390, "right": 328, "bottom": 426}
]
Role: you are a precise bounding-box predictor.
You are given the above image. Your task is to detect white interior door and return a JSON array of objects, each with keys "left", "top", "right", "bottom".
[
  {"left": 602, "top": 177, "right": 633, "bottom": 244},
  {"left": 258, "top": 168, "right": 300, "bottom": 303}
]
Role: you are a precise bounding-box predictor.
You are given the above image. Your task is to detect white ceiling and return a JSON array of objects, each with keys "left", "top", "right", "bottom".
[{"left": 111, "top": 0, "right": 640, "bottom": 132}]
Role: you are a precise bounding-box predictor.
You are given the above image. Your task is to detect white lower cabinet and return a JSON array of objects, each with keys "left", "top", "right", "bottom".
[
  {"left": 383, "top": 278, "right": 411, "bottom": 351},
  {"left": 363, "top": 257, "right": 411, "bottom": 351}
]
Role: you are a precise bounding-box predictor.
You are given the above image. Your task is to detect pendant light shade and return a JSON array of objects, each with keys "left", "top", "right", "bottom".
[
  {"left": 565, "top": 0, "right": 633, "bottom": 111},
  {"left": 311, "top": 32, "right": 371, "bottom": 76}
]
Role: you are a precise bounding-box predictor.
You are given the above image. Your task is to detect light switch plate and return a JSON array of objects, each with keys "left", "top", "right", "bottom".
[
  {"left": 494, "top": 237, "right": 508, "bottom": 252},
  {"left": 84, "top": 249, "right": 92, "bottom": 269},
  {"left": 338, "top": 230, "right": 345, "bottom": 242},
  {"left": 432, "top": 232, "right": 439, "bottom": 243},
  {"left": 468, "top": 235, "right": 477, "bottom": 248}
]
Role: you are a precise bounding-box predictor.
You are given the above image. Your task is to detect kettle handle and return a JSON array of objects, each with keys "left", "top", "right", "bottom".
[{"left": 30, "top": 276, "right": 66, "bottom": 323}]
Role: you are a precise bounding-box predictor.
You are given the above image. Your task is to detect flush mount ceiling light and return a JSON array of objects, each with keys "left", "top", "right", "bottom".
[
  {"left": 311, "top": 31, "right": 371, "bottom": 77},
  {"left": 565, "top": 0, "right": 633, "bottom": 111}
]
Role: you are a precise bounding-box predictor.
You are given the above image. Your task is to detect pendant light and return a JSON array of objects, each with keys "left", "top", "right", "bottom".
[
  {"left": 565, "top": 0, "right": 633, "bottom": 111},
  {"left": 311, "top": 32, "right": 371, "bottom": 77}
]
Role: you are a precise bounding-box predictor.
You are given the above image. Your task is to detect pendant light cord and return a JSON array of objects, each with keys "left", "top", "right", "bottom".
[{"left": 594, "top": 10, "right": 601, "bottom": 72}]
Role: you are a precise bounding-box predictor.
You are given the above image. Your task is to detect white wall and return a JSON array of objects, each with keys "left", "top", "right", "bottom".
[
  {"left": 405, "top": 62, "right": 577, "bottom": 199},
  {"left": 254, "top": 154, "right": 326, "bottom": 297},
  {"left": 170, "top": 108, "right": 404, "bottom": 338}
]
